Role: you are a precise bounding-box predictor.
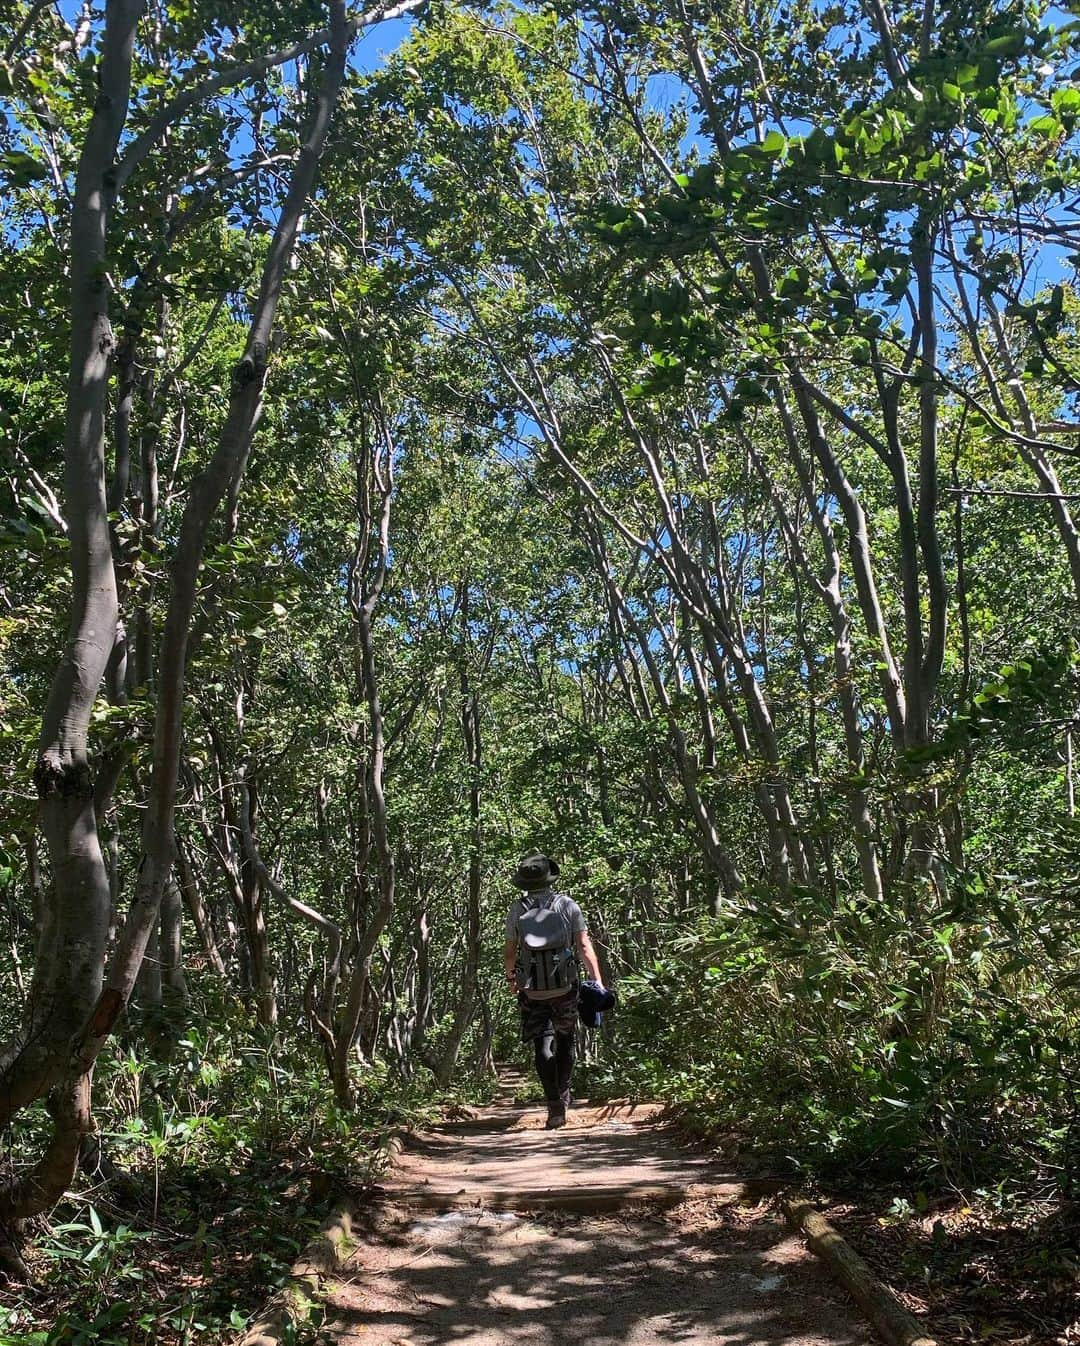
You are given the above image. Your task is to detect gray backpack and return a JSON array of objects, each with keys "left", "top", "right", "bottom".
[{"left": 516, "top": 892, "right": 578, "bottom": 994}]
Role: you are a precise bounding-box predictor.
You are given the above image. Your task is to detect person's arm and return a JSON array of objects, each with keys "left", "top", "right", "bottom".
[
  {"left": 575, "top": 928, "right": 603, "bottom": 984},
  {"left": 504, "top": 936, "right": 520, "bottom": 994}
]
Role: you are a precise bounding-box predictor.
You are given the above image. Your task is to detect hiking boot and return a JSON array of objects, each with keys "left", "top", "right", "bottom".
[{"left": 545, "top": 1104, "right": 566, "bottom": 1130}]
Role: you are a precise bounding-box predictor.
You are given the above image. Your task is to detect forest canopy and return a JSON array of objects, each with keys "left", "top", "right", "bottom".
[{"left": 1, "top": 0, "right": 1079, "bottom": 1337}]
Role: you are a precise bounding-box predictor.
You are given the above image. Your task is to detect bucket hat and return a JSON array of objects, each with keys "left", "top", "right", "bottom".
[{"left": 512, "top": 851, "right": 561, "bottom": 890}]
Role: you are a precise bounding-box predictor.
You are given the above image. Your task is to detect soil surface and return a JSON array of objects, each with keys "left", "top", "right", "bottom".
[{"left": 320, "top": 1087, "right": 873, "bottom": 1346}]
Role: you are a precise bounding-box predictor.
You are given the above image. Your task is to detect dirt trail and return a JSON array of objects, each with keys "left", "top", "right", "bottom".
[{"left": 321, "top": 1087, "right": 870, "bottom": 1346}]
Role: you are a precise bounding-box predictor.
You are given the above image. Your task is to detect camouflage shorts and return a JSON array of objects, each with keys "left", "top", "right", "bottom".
[{"left": 518, "top": 988, "right": 579, "bottom": 1042}]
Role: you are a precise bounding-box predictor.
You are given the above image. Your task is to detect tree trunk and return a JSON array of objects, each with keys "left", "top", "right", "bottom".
[
  {"left": 409, "top": 906, "right": 433, "bottom": 1055},
  {"left": 333, "top": 410, "right": 396, "bottom": 1107},
  {"left": 238, "top": 770, "right": 341, "bottom": 1060},
  {"left": 176, "top": 836, "right": 227, "bottom": 977},
  {"left": 435, "top": 654, "right": 483, "bottom": 1088},
  {"left": 160, "top": 876, "right": 189, "bottom": 1009},
  {"left": 0, "top": 3, "right": 350, "bottom": 1219},
  {"left": 0, "top": 0, "right": 143, "bottom": 1133},
  {"left": 71, "top": 0, "right": 348, "bottom": 1067},
  {"left": 134, "top": 913, "right": 162, "bottom": 1009}
]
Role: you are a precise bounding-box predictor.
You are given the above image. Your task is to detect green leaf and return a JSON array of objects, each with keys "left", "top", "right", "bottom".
[
  {"left": 983, "top": 31, "right": 1026, "bottom": 57},
  {"left": 1052, "top": 87, "right": 1080, "bottom": 116},
  {"left": 1, "top": 150, "right": 48, "bottom": 186}
]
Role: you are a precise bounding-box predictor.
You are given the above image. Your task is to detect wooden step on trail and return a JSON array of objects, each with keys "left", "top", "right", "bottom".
[
  {"left": 310, "top": 1093, "right": 888, "bottom": 1346},
  {"left": 378, "top": 1100, "right": 745, "bottom": 1215}
]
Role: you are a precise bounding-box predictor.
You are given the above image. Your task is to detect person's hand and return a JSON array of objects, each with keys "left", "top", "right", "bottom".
[{"left": 505, "top": 971, "right": 519, "bottom": 995}]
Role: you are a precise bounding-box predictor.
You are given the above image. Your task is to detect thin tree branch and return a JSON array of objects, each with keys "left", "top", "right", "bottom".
[{"left": 115, "top": 0, "right": 425, "bottom": 187}]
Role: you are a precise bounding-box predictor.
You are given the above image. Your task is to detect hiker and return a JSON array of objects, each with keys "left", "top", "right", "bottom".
[{"left": 503, "top": 851, "right": 605, "bottom": 1130}]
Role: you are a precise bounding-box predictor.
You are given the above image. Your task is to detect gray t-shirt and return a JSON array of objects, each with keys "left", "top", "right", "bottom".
[{"left": 506, "top": 889, "right": 586, "bottom": 1000}]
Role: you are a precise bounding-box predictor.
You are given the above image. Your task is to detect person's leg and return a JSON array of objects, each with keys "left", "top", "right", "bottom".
[
  {"left": 554, "top": 1028, "right": 575, "bottom": 1105},
  {"left": 550, "top": 989, "right": 579, "bottom": 1110},
  {"left": 542, "top": 991, "right": 579, "bottom": 1126},
  {"left": 521, "top": 997, "right": 560, "bottom": 1110},
  {"left": 533, "top": 1028, "right": 559, "bottom": 1104}
]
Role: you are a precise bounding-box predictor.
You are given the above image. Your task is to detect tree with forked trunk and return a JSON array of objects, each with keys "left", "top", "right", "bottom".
[{"left": 0, "top": 0, "right": 397, "bottom": 1219}]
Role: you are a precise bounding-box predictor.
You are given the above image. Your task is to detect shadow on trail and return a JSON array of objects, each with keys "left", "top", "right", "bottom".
[{"left": 326, "top": 1205, "right": 864, "bottom": 1346}]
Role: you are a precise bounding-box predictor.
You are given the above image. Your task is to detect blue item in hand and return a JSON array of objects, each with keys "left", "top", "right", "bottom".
[{"left": 578, "top": 979, "right": 616, "bottom": 1029}]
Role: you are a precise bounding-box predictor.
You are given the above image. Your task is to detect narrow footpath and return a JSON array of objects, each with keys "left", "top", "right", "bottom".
[{"left": 317, "top": 1081, "right": 872, "bottom": 1346}]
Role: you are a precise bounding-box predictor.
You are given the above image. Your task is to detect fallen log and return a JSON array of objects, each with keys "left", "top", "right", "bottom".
[
  {"left": 235, "top": 1204, "right": 358, "bottom": 1346},
  {"left": 781, "top": 1190, "right": 936, "bottom": 1346},
  {"left": 235, "top": 1129, "right": 412, "bottom": 1346}
]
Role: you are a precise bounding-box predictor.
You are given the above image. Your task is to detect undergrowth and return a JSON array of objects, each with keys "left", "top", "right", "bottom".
[
  {"left": 0, "top": 981, "right": 441, "bottom": 1346},
  {"left": 590, "top": 886, "right": 1078, "bottom": 1200}
]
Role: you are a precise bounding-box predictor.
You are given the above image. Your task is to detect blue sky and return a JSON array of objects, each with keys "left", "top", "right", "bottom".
[{"left": 354, "top": 14, "right": 416, "bottom": 73}]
